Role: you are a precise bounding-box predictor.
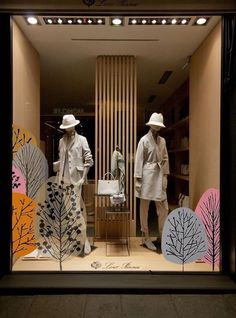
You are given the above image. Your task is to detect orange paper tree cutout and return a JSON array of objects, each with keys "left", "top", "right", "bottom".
[
  {"left": 12, "top": 124, "right": 37, "bottom": 156},
  {"left": 12, "top": 193, "right": 36, "bottom": 260}
]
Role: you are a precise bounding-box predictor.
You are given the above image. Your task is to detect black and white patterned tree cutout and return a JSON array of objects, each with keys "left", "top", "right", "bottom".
[
  {"left": 13, "top": 143, "right": 48, "bottom": 200},
  {"left": 35, "top": 177, "right": 86, "bottom": 271},
  {"left": 195, "top": 188, "right": 220, "bottom": 271},
  {"left": 161, "top": 207, "right": 208, "bottom": 271}
]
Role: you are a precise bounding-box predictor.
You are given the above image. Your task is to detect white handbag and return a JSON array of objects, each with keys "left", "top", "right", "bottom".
[{"left": 97, "top": 172, "right": 119, "bottom": 195}]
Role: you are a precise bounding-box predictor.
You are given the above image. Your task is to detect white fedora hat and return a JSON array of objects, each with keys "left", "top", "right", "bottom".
[
  {"left": 60, "top": 114, "right": 80, "bottom": 129},
  {"left": 146, "top": 112, "right": 165, "bottom": 128}
]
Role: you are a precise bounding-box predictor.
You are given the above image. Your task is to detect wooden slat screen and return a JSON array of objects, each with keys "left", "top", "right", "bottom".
[{"left": 95, "top": 55, "right": 137, "bottom": 237}]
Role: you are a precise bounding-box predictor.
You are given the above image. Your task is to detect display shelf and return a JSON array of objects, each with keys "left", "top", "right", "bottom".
[
  {"left": 163, "top": 116, "right": 189, "bottom": 133},
  {"left": 169, "top": 173, "right": 189, "bottom": 181},
  {"left": 168, "top": 148, "right": 189, "bottom": 153},
  {"left": 160, "top": 80, "right": 189, "bottom": 204}
]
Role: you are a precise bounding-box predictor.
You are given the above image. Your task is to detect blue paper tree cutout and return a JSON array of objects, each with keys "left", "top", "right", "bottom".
[{"left": 162, "top": 207, "right": 208, "bottom": 270}]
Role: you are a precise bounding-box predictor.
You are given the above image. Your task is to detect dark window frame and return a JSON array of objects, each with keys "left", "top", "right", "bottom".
[{"left": 0, "top": 10, "right": 235, "bottom": 293}]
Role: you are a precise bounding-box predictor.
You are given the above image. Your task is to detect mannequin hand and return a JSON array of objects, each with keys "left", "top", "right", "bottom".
[
  {"left": 76, "top": 177, "right": 85, "bottom": 187},
  {"left": 163, "top": 175, "right": 168, "bottom": 190},
  {"left": 135, "top": 178, "right": 142, "bottom": 193}
]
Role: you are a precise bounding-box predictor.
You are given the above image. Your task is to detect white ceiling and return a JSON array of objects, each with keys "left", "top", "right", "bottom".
[{"left": 14, "top": 15, "right": 220, "bottom": 113}]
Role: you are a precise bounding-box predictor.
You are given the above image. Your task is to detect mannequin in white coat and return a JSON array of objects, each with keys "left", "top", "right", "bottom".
[
  {"left": 134, "top": 113, "right": 169, "bottom": 251},
  {"left": 56, "top": 114, "right": 94, "bottom": 254}
]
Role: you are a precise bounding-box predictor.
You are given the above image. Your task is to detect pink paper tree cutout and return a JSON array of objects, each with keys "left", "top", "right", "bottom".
[
  {"left": 12, "top": 166, "right": 26, "bottom": 194},
  {"left": 195, "top": 188, "right": 220, "bottom": 270}
]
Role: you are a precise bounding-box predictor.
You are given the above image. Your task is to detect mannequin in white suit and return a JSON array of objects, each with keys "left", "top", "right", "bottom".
[
  {"left": 134, "top": 113, "right": 169, "bottom": 251},
  {"left": 56, "top": 114, "right": 94, "bottom": 254}
]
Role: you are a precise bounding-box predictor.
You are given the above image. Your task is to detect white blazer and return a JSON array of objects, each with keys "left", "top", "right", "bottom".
[
  {"left": 134, "top": 130, "right": 169, "bottom": 201},
  {"left": 57, "top": 132, "right": 93, "bottom": 185}
]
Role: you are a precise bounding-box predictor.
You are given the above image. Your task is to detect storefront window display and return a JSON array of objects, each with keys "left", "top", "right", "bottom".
[{"left": 11, "top": 14, "right": 222, "bottom": 272}]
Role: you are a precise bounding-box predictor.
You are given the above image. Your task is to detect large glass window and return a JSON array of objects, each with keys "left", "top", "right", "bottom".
[{"left": 12, "top": 15, "right": 221, "bottom": 272}]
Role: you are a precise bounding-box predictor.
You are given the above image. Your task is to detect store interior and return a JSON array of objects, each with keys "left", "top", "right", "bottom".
[{"left": 12, "top": 14, "right": 221, "bottom": 272}]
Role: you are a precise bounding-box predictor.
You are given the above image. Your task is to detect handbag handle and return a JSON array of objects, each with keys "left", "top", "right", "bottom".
[{"left": 103, "top": 172, "right": 115, "bottom": 180}]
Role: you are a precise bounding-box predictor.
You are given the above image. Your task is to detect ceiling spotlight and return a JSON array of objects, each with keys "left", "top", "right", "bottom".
[
  {"left": 68, "top": 19, "right": 73, "bottom": 24},
  {"left": 162, "top": 19, "right": 167, "bottom": 25},
  {"left": 97, "top": 19, "right": 103, "bottom": 24},
  {"left": 111, "top": 18, "right": 123, "bottom": 26},
  {"left": 26, "top": 16, "right": 39, "bottom": 25},
  {"left": 88, "top": 19, "right": 93, "bottom": 24},
  {"left": 131, "top": 19, "right": 137, "bottom": 24},
  {"left": 196, "top": 17, "right": 207, "bottom": 25},
  {"left": 77, "top": 19, "right": 82, "bottom": 24},
  {"left": 171, "top": 18, "right": 177, "bottom": 24},
  {"left": 142, "top": 19, "right": 147, "bottom": 24},
  {"left": 152, "top": 19, "right": 157, "bottom": 24},
  {"left": 47, "top": 18, "right": 53, "bottom": 24},
  {"left": 57, "top": 18, "right": 63, "bottom": 24},
  {"left": 181, "top": 19, "right": 187, "bottom": 25}
]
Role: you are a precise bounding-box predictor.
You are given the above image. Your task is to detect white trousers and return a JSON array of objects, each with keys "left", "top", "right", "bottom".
[{"left": 140, "top": 198, "right": 168, "bottom": 237}]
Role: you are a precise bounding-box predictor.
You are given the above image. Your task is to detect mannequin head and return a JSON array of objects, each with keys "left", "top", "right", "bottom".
[
  {"left": 65, "top": 126, "right": 75, "bottom": 136},
  {"left": 150, "top": 125, "right": 161, "bottom": 132}
]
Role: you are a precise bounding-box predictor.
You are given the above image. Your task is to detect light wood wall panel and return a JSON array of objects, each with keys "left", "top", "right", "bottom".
[
  {"left": 189, "top": 22, "right": 221, "bottom": 209},
  {"left": 95, "top": 55, "right": 137, "bottom": 237},
  {"left": 13, "top": 20, "right": 40, "bottom": 144}
]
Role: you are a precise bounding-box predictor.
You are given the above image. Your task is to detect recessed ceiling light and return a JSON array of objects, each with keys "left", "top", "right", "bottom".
[
  {"left": 152, "top": 19, "right": 157, "bottom": 24},
  {"left": 77, "top": 19, "right": 82, "bottom": 24},
  {"left": 88, "top": 19, "right": 93, "bottom": 24},
  {"left": 162, "top": 19, "right": 167, "bottom": 25},
  {"left": 171, "top": 18, "right": 177, "bottom": 24},
  {"left": 111, "top": 18, "right": 123, "bottom": 26},
  {"left": 196, "top": 17, "right": 207, "bottom": 25},
  {"left": 97, "top": 19, "right": 103, "bottom": 24},
  {"left": 142, "top": 19, "right": 147, "bottom": 24},
  {"left": 57, "top": 18, "right": 63, "bottom": 24},
  {"left": 131, "top": 19, "right": 137, "bottom": 24},
  {"left": 181, "top": 19, "right": 187, "bottom": 25},
  {"left": 26, "top": 16, "right": 39, "bottom": 25},
  {"left": 68, "top": 19, "right": 73, "bottom": 24},
  {"left": 47, "top": 18, "right": 53, "bottom": 24}
]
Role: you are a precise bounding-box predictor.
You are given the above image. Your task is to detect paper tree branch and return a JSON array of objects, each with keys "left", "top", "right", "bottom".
[
  {"left": 162, "top": 207, "right": 208, "bottom": 270},
  {"left": 12, "top": 124, "right": 37, "bottom": 156},
  {"left": 195, "top": 188, "right": 220, "bottom": 270},
  {"left": 13, "top": 143, "right": 48, "bottom": 200},
  {"left": 12, "top": 193, "right": 36, "bottom": 262},
  {"left": 35, "top": 177, "right": 86, "bottom": 271}
]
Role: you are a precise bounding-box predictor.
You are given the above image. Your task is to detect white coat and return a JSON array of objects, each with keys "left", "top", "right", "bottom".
[
  {"left": 134, "top": 130, "right": 169, "bottom": 201},
  {"left": 57, "top": 132, "right": 93, "bottom": 185}
]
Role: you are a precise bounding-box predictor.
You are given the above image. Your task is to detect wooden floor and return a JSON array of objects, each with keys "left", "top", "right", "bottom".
[{"left": 12, "top": 237, "right": 219, "bottom": 272}]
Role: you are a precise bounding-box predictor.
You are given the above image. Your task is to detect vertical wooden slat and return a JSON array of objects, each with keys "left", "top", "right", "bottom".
[
  {"left": 114, "top": 56, "right": 118, "bottom": 146},
  {"left": 95, "top": 57, "right": 98, "bottom": 236},
  {"left": 118, "top": 56, "right": 121, "bottom": 150},
  {"left": 130, "top": 57, "right": 133, "bottom": 217},
  {"left": 122, "top": 57, "right": 125, "bottom": 158},
  {"left": 98, "top": 57, "right": 102, "bottom": 209},
  {"left": 107, "top": 56, "right": 110, "bottom": 189},
  {"left": 111, "top": 57, "right": 114, "bottom": 165},
  {"left": 126, "top": 57, "right": 129, "bottom": 209},
  {"left": 133, "top": 57, "right": 137, "bottom": 224}
]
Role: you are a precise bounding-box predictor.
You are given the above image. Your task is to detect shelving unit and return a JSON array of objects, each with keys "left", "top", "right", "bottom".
[{"left": 160, "top": 80, "right": 189, "bottom": 208}]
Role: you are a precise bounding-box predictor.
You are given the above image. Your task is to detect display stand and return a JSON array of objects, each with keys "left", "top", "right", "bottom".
[
  {"left": 95, "top": 194, "right": 130, "bottom": 256},
  {"left": 105, "top": 206, "right": 130, "bottom": 256}
]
